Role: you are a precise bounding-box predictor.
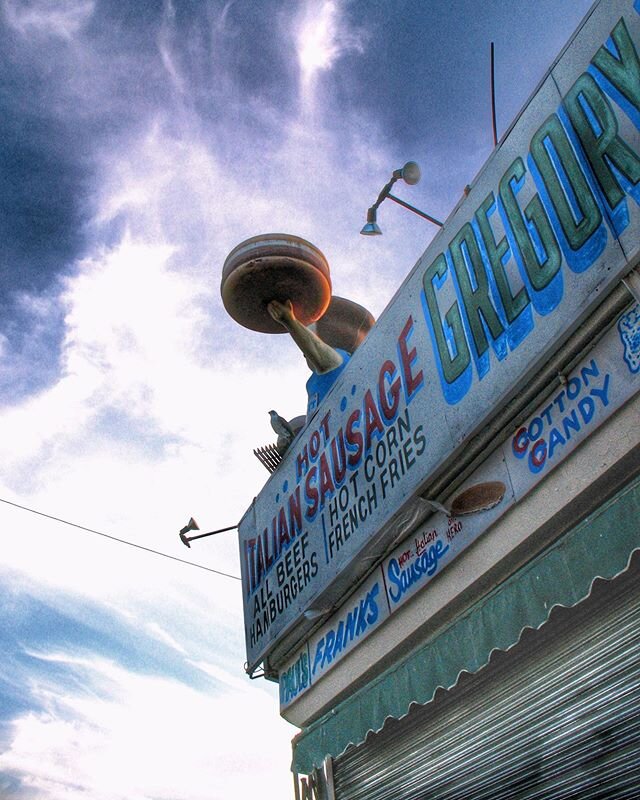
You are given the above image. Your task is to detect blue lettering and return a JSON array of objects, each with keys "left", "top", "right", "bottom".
[
  {"left": 581, "top": 358, "right": 600, "bottom": 386},
  {"left": 562, "top": 409, "right": 581, "bottom": 439},
  {"left": 280, "top": 651, "right": 310, "bottom": 705},
  {"left": 590, "top": 372, "right": 611, "bottom": 407},
  {"left": 498, "top": 172, "right": 564, "bottom": 317},
  {"left": 528, "top": 438, "right": 547, "bottom": 473},
  {"left": 310, "top": 584, "right": 381, "bottom": 676},
  {"left": 387, "top": 540, "right": 450, "bottom": 604},
  {"left": 450, "top": 224, "right": 509, "bottom": 380},
  {"left": 532, "top": 112, "right": 608, "bottom": 273},
  {"left": 578, "top": 395, "right": 596, "bottom": 425},
  {"left": 332, "top": 621, "right": 345, "bottom": 659},
  {"left": 473, "top": 204, "right": 534, "bottom": 353},
  {"left": 547, "top": 427, "right": 566, "bottom": 460},
  {"left": 312, "top": 637, "right": 324, "bottom": 676},
  {"left": 420, "top": 263, "right": 473, "bottom": 406}
]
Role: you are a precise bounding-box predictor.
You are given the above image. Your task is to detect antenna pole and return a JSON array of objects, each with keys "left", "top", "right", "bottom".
[{"left": 491, "top": 42, "right": 498, "bottom": 147}]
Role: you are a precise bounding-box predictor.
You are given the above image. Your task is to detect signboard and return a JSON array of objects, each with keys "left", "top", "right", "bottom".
[
  {"left": 240, "top": 0, "right": 640, "bottom": 671},
  {"left": 280, "top": 302, "right": 640, "bottom": 709}
]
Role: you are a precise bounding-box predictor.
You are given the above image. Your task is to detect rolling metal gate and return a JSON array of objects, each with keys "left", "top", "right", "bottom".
[{"left": 332, "top": 553, "right": 640, "bottom": 800}]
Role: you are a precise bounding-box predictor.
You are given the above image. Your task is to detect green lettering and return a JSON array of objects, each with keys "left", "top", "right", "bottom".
[
  {"left": 449, "top": 222, "right": 504, "bottom": 357},
  {"left": 422, "top": 253, "right": 470, "bottom": 384},
  {"left": 475, "top": 192, "right": 530, "bottom": 324},
  {"left": 530, "top": 114, "right": 602, "bottom": 251},
  {"left": 592, "top": 18, "right": 640, "bottom": 114},
  {"left": 499, "top": 156, "right": 561, "bottom": 291},
  {"left": 564, "top": 72, "right": 640, "bottom": 209}
]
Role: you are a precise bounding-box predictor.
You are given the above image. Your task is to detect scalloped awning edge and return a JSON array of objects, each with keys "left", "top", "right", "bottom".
[{"left": 292, "top": 473, "right": 640, "bottom": 774}]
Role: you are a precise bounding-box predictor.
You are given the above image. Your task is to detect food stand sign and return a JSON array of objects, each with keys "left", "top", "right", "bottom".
[
  {"left": 280, "top": 305, "right": 640, "bottom": 710},
  {"left": 239, "top": 0, "right": 640, "bottom": 671}
]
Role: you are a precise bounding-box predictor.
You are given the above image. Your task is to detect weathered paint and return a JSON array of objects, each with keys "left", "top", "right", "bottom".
[
  {"left": 241, "top": 0, "right": 640, "bottom": 671},
  {"left": 280, "top": 301, "right": 640, "bottom": 709}
]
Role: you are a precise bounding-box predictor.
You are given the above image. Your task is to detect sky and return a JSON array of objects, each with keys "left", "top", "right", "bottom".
[{"left": 0, "top": 1, "right": 595, "bottom": 797}]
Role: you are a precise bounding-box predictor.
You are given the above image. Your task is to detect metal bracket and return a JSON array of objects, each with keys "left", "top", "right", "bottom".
[
  {"left": 622, "top": 266, "right": 640, "bottom": 305},
  {"left": 420, "top": 497, "right": 451, "bottom": 516}
]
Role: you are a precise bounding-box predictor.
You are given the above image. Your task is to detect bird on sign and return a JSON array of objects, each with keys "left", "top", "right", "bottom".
[{"left": 269, "top": 410, "right": 295, "bottom": 441}]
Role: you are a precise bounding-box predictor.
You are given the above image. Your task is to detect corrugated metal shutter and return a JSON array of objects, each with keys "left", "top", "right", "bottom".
[{"left": 332, "top": 553, "right": 640, "bottom": 800}]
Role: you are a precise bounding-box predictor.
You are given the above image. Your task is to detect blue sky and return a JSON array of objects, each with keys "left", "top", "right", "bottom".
[{"left": 0, "top": 1, "right": 594, "bottom": 797}]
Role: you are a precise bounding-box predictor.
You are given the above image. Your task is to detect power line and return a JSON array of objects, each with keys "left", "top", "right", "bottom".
[{"left": 0, "top": 497, "right": 241, "bottom": 581}]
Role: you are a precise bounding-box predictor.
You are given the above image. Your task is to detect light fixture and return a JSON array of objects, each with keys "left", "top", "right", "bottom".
[
  {"left": 179, "top": 518, "right": 238, "bottom": 548},
  {"left": 360, "top": 207, "right": 382, "bottom": 236},
  {"left": 397, "top": 160, "right": 421, "bottom": 185},
  {"left": 360, "top": 160, "right": 444, "bottom": 236}
]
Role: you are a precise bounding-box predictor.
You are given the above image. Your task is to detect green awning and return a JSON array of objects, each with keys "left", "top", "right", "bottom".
[{"left": 293, "top": 473, "right": 640, "bottom": 774}]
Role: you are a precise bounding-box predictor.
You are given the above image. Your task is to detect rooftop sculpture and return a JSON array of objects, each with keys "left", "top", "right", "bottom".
[{"left": 221, "top": 233, "right": 375, "bottom": 466}]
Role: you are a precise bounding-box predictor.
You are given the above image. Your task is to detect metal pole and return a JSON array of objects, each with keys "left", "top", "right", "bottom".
[
  {"left": 386, "top": 193, "right": 444, "bottom": 227},
  {"left": 179, "top": 524, "right": 238, "bottom": 547},
  {"left": 491, "top": 42, "right": 498, "bottom": 147},
  {"left": 372, "top": 174, "right": 398, "bottom": 211}
]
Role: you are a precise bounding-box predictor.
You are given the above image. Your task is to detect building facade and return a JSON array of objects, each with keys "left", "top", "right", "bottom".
[{"left": 238, "top": 1, "right": 640, "bottom": 796}]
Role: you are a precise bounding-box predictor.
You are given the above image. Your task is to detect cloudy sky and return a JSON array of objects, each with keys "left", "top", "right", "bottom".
[{"left": 0, "top": 1, "right": 594, "bottom": 797}]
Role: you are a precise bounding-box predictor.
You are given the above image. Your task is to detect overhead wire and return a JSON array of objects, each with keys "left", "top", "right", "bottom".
[{"left": 0, "top": 497, "right": 241, "bottom": 581}]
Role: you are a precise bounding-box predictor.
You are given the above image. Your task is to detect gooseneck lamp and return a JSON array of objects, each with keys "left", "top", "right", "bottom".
[
  {"left": 179, "top": 518, "right": 238, "bottom": 548},
  {"left": 360, "top": 161, "right": 443, "bottom": 236}
]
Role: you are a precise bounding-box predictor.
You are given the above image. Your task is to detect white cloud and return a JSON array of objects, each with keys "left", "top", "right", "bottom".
[
  {"left": 294, "top": 0, "right": 365, "bottom": 111},
  {"left": 189, "top": 659, "right": 251, "bottom": 692},
  {"left": 0, "top": 8, "right": 439, "bottom": 796},
  {"left": 0, "top": 43, "right": 434, "bottom": 650},
  {"left": 0, "top": 652, "right": 295, "bottom": 800},
  {"left": 0, "top": 2, "right": 605, "bottom": 796},
  {"left": 2, "top": 0, "right": 95, "bottom": 39},
  {"left": 298, "top": 1, "right": 342, "bottom": 77},
  {"left": 145, "top": 622, "right": 188, "bottom": 655}
]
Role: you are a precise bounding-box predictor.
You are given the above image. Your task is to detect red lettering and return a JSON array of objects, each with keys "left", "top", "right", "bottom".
[
  {"left": 277, "top": 506, "right": 290, "bottom": 550},
  {"left": 398, "top": 315, "right": 423, "bottom": 400},
  {"left": 310, "top": 430, "right": 321, "bottom": 458},
  {"left": 512, "top": 426, "right": 529, "bottom": 456},
  {"left": 345, "top": 409, "right": 363, "bottom": 466},
  {"left": 246, "top": 538, "right": 256, "bottom": 594},
  {"left": 330, "top": 430, "right": 347, "bottom": 485},
  {"left": 363, "top": 389, "right": 384, "bottom": 451},
  {"left": 529, "top": 438, "right": 547, "bottom": 470},
  {"left": 378, "top": 359, "right": 401, "bottom": 421},
  {"left": 287, "top": 486, "right": 303, "bottom": 536},
  {"left": 319, "top": 452, "right": 336, "bottom": 505},
  {"left": 256, "top": 534, "right": 266, "bottom": 584},
  {"left": 305, "top": 465, "right": 319, "bottom": 518}
]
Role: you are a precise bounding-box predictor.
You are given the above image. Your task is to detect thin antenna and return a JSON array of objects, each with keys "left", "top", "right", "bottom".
[{"left": 490, "top": 42, "right": 498, "bottom": 147}]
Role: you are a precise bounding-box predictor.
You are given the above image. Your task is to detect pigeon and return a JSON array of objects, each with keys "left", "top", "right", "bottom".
[{"left": 269, "top": 410, "right": 295, "bottom": 443}]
